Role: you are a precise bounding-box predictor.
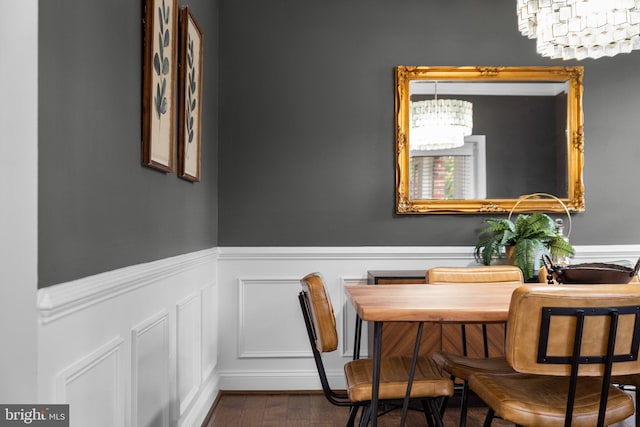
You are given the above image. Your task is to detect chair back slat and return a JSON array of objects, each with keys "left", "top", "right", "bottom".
[{"left": 506, "top": 284, "right": 640, "bottom": 377}]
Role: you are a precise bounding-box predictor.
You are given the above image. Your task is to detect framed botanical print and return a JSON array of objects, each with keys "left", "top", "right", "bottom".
[
  {"left": 142, "top": 0, "right": 178, "bottom": 172},
  {"left": 177, "top": 7, "right": 204, "bottom": 182}
]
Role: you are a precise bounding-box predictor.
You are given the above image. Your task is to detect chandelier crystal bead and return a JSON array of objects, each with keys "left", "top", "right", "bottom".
[{"left": 517, "top": 0, "right": 640, "bottom": 60}]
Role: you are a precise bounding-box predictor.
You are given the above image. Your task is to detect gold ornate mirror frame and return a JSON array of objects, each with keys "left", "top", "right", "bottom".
[{"left": 395, "top": 65, "right": 584, "bottom": 214}]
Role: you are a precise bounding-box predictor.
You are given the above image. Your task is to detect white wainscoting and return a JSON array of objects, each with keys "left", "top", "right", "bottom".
[
  {"left": 132, "top": 311, "right": 170, "bottom": 427},
  {"left": 177, "top": 293, "right": 203, "bottom": 416},
  {"left": 55, "top": 336, "right": 124, "bottom": 427},
  {"left": 37, "top": 248, "right": 218, "bottom": 427},
  {"left": 34, "top": 244, "right": 640, "bottom": 425},
  {"left": 216, "top": 245, "right": 640, "bottom": 392}
]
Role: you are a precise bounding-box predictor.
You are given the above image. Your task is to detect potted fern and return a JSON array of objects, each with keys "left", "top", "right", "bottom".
[{"left": 474, "top": 213, "right": 574, "bottom": 281}]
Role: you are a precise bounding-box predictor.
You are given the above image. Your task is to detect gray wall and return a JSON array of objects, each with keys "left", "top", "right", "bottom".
[
  {"left": 218, "top": 0, "right": 640, "bottom": 246},
  {"left": 459, "top": 95, "right": 562, "bottom": 198},
  {"left": 38, "top": 0, "right": 219, "bottom": 287},
  {"left": 38, "top": 0, "right": 640, "bottom": 286}
]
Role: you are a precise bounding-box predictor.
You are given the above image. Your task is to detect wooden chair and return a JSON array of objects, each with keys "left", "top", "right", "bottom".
[
  {"left": 468, "top": 284, "right": 640, "bottom": 427},
  {"left": 427, "top": 265, "right": 524, "bottom": 427},
  {"left": 299, "top": 272, "right": 454, "bottom": 426}
]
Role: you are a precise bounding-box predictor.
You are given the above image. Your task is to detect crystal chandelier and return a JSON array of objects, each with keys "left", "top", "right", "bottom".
[
  {"left": 517, "top": 0, "right": 640, "bottom": 60},
  {"left": 410, "top": 98, "right": 473, "bottom": 151}
]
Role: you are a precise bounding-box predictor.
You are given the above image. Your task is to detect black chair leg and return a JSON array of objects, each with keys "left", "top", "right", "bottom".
[
  {"left": 459, "top": 381, "right": 470, "bottom": 427},
  {"left": 358, "top": 405, "right": 371, "bottom": 427},
  {"left": 422, "top": 399, "right": 436, "bottom": 427},
  {"left": 428, "top": 399, "right": 445, "bottom": 427},
  {"left": 482, "top": 408, "right": 495, "bottom": 427},
  {"left": 346, "top": 405, "right": 359, "bottom": 427},
  {"left": 438, "top": 377, "right": 454, "bottom": 417},
  {"left": 438, "top": 397, "right": 449, "bottom": 417}
]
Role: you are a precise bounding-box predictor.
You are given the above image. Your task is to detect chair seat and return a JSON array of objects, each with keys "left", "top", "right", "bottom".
[
  {"left": 432, "top": 351, "right": 514, "bottom": 381},
  {"left": 468, "top": 372, "right": 635, "bottom": 427},
  {"left": 344, "top": 355, "right": 454, "bottom": 403}
]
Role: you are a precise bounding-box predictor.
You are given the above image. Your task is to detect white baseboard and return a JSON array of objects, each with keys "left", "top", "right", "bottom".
[
  {"left": 218, "top": 369, "right": 346, "bottom": 391},
  {"left": 179, "top": 369, "right": 221, "bottom": 427}
]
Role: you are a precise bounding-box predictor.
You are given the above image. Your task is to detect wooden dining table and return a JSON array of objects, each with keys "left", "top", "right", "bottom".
[{"left": 344, "top": 282, "right": 523, "bottom": 427}]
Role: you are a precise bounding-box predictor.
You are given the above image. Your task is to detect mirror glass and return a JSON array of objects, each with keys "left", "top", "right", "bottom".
[{"left": 395, "top": 66, "right": 585, "bottom": 214}]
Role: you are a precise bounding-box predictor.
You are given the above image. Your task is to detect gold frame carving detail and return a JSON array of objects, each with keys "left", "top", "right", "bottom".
[{"left": 395, "top": 65, "right": 585, "bottom": 214}]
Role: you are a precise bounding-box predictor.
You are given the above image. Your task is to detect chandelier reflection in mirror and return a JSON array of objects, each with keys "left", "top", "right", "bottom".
[
  {"left": 410, "top": 83, "right": 473, "bottom": 151},
  {"left": 517, "top": 0, "right": 640, "bottom": 60}
]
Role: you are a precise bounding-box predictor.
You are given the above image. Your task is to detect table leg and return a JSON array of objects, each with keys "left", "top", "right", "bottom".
[
  {"left": 371, "top": 321, "right": 382, "bottom": 427},
  {"left": 353, "top": 316, "right": 362, "bottom": 360},
  {"left": 400, "top": 321, "right": 424, "bottom": 426}
]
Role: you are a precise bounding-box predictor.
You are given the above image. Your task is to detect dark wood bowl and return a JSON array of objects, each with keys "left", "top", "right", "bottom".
[{"left": 557, "top": 263, "right": 638, "bottom": 284}]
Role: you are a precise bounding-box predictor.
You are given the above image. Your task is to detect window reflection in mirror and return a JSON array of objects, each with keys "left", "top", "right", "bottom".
[
  {"left": 395, "top": 66, "right": 584, "bottom": 214},
  {"left": 410, "top": 136, "right": 486, "bottom": 200}
]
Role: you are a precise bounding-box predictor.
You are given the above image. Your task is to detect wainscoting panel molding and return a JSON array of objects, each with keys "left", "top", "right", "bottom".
[
  {"left": 340, "top": 277, "right": 368, "bottom": 358},
  {"left": 237, "top": 278, "right": 310, "bottom": 359},
  {"left": 201, "top": 285, "right": 218, "bottom": 383},
  {"left": 131, "top": 311, "right": 170, "bottom": 427},
  {"left": 37, "top": 248, "right": 218, "bottom": 427},
  {"left": 55, "top": 336, "right": 124, "bottom": 427},
  {"left": 216, "top": 245, "right": 640, "bottom": 391},
  {"left": 177, "top": 293, "right": 203, "bottom": 416}
]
